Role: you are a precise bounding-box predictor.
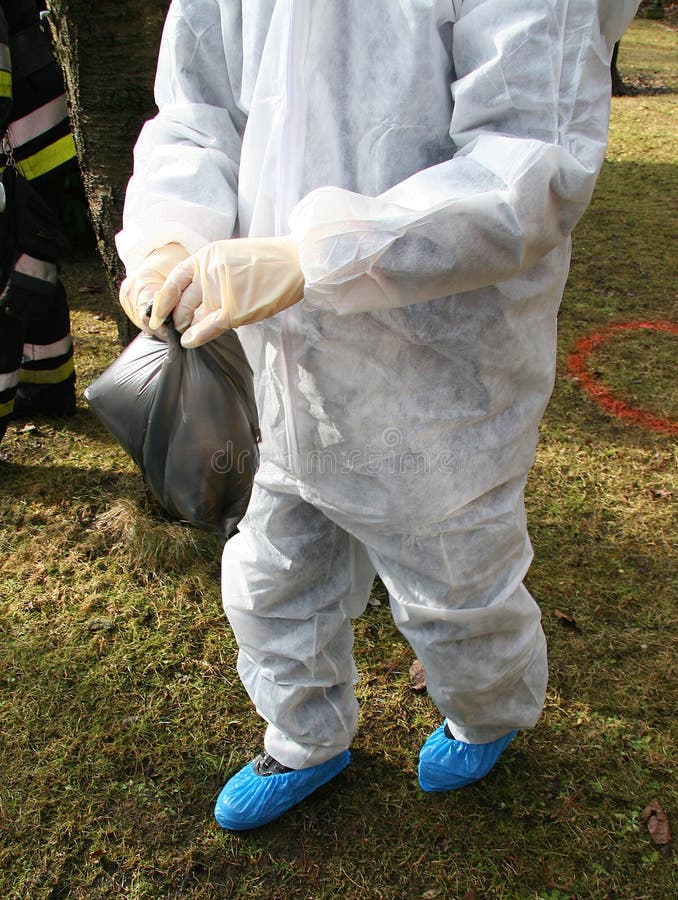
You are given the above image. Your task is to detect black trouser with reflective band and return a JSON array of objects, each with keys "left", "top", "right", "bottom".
[
  {"left": 0, "top": 266, "right": 75, "bottom": 421},
  {"left": 0, "top": 310, "right": 22, "bottom": 424},
  {"left": 0, "top": 0, "right": 76, "bottom": 432},
  {"left": 7, "top": 267, "right": 75, "bottom": 411}
]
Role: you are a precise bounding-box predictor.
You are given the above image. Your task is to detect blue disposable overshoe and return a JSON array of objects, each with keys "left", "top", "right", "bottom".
[
  {"left": 214, "top": 750, "right": 351, "bottom": 830},
  {"left": 418, "top": 724, "right": 517, "bottom": 792}
]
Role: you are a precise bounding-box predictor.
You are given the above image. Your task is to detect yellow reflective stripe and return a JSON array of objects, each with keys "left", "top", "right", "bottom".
[
  {"left": 0, "top": 398, "right": 15, "bottom": 417},
  {"left": 15, "top": 133, "right": 76, "bottom": 181},
  {"left": 19, "top": 356, "right": 74, "bottom": 385},
  {"left": 0, "top": 69, "right": 11, "bottom": 98}
]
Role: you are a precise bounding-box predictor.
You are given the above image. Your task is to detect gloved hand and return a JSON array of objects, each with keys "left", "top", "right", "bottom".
[
  {"left": 119, "top": 243, "right": 189, "bottom": 332},
  {"left": 149, "top": 237, "right": 305, "bottom": 348}
]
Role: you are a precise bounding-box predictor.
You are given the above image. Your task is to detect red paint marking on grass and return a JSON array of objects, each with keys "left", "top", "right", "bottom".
[{"left": 568, "top": 321, "right": 678, "bottom": 434}]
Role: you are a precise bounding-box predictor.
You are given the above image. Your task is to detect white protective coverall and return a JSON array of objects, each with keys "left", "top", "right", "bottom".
[{"left": 117, "top": 0, "right": 639, "bottom": 769}]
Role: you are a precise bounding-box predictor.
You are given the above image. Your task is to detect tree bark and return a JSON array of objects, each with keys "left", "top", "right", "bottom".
[
  {"left": 45, "top": 0, "right": 171, "bottom": 344},
  {"left": 610, "top": 41, "right": 628, "bottom": 97}
]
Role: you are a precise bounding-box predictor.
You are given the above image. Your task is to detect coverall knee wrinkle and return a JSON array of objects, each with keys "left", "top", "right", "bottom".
[{"left": 221, "top": 482, "right": 376, "bottom": 768}]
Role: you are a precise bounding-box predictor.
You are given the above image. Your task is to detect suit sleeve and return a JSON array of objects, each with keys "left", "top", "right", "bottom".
[
  {"left": 116, "top": 0, "right": 246, "bottom": 272},
  {"left": 289, "top": 0, "right": 640, "bottom": 314}
]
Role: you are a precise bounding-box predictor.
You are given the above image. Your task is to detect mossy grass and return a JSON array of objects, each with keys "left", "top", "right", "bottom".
[{"left": 1, "top": 19, "right": 676, "bottom": 900}]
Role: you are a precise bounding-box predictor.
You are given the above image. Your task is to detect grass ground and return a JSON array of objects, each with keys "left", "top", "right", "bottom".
[{"left": 1, "top": 18, "right": 676, "bottom": 900}]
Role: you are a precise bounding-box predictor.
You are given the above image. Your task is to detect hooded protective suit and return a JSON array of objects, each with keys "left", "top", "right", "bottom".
[{"left": 117, "top": 0, "right": 639, "bottom": 769}]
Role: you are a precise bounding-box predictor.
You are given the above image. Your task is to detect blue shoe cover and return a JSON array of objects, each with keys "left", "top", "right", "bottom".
[
  {"left": 214, "top": 750, "right": 351, "bottom": 830},
  {"left": 418, "top": 725, "right": 517, "bottom": 792}
]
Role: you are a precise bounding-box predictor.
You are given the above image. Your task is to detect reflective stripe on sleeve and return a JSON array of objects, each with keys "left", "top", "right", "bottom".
[
  {"left": 8, "top": 95, "right": 69, "bottom": 148},
  {"left": 15, "top": 133, "right": 76, "bottom": 181},
  {"left": 0, "top": 43, "right": 10, "bottom": 71}
]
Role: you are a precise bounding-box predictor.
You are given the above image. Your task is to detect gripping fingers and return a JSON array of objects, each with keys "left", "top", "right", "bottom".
[
  {"left": 173, "top": 278, "right": 206, "bottom": 333},
  {"left": 120, "top": 278, "right": 157, "bottom": 332},
  {"left": 119, "top": 276, "right": 140, "bottom": 327},
  {"left": 181, "top": 308, "right": 232, "bottom": 349},
  {"left": 149, "top": 256, "right": 197, "bottom": 331}
]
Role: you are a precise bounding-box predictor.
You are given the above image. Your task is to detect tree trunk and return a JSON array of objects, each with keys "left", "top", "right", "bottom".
[
  {"left": 610, "top": 41, "right": 628, "bottom": 97},
  {"left": 45, "top": 0, "right": 171, "bottom": 344}
]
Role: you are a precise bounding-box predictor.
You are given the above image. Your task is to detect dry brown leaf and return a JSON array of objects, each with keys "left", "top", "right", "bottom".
[
  {"left": 554, "top": 608, "right": 582, "bottom": 633},
  {"left": 642, "top": 799, "right": 673, "bottom": 857},
  {"left": 409, "top": 658, "right": 427, "bottom": 693}
]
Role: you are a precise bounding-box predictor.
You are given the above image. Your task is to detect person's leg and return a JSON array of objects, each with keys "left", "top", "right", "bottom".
[
  {"left": 222, "top": 479, "right": 376, "bottom": 766},
  {"left": 5, "top": 3, "right": 77, "bottom": 418},
  {"left": 215, "top": 479, "right": 375, "bottom": 828},
  {"left": 366, "top": 476, "right": 547, "bottom": 790},
  {"left": 11, "top": 257, "right": 75, "bottom": 417},
  {"left": 0, "top": 308, "right": 24, "bottom": 442}
]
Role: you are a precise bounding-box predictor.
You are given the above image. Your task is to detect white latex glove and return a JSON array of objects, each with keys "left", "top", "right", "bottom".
[
  {"left": 150, "top": 237, "right": 305, "bottom": 348},
  {"left": 119, "top": 243, "right": 189, "bottom": 332}
]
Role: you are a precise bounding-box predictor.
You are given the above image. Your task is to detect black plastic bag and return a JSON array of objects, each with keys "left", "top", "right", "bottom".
[{"left": 85, "top": 325, "right": 260, "bottom": 537}]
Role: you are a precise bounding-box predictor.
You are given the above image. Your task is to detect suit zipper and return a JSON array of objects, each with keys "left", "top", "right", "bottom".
[{"left": 277, "top": 0, "right": 304, "bottom": 473}]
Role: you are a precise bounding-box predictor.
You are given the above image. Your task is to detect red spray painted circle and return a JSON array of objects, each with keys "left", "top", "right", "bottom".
[{"left": 567, "top": 321, "right": 678, "bottom": 435}]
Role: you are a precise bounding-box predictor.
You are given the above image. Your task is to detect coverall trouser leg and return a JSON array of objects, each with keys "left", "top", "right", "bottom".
[
  {"left": 221, "top": 480, "right": 376, "bottom": 769},
  {"left": 365, "top": 476, "right": 548, "bottom": 746},
  {"left": 221, "top": 475, "right": 547, "bottom": 767}
]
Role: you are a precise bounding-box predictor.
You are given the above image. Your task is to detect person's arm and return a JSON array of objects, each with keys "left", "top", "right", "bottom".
[
  {"left": 115, "top": 0, "right": 246, "bottom": 274},
  {"left": 289, "top": 0, "right": 640, "bottom": 315}
]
